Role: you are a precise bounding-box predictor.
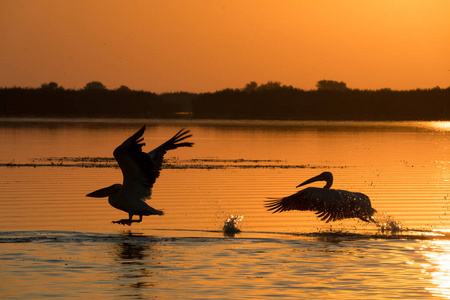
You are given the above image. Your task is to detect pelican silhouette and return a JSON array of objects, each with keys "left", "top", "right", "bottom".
[
  {"left": 265, "top": 172, "right": 376, "bottom": 223},
  {"left": 86, "top": 126, "right": 193, "bottom": 225}
]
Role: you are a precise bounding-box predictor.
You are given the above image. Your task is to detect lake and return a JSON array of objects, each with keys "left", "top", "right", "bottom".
[{"left": 1, "top": 118, "right": 450, "bottom": 299}]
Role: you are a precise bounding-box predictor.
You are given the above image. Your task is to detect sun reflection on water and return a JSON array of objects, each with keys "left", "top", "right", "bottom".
[
  {"left": 427, "top": 121, "right": 450, "bottom": 132},
  {"left": 423, "top": 235, "right": 450, "bottom": 299}
]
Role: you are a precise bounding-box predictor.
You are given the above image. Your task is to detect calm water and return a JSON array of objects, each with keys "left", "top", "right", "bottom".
[{"left": 1, "top": 118, "right": 450, "bottom": 299}]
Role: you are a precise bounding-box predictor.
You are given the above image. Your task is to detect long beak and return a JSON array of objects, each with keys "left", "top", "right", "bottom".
[
  {"left": 296, "top": 174, "right": 324, "bottom": 188},
  {"left": 86, "top": 185, "right": 120, "bottom": 198}
]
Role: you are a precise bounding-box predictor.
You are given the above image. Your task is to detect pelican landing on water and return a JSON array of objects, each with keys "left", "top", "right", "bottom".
[
  {"left": 86, "top": 126, "right": 193, "bottom": 226},
  {"left": 265, "top": 172, "right": 376, "bottom": 223}
]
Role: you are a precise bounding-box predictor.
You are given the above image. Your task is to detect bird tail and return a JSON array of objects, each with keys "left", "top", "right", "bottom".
[
  {"left": 145, "top": 208, "right": 164, "bottom": 216},
  {"left": 369, "top": 207, "right": 377, "bottom": 223},
  {"left": 357, "top": 207, "right": 378, "bottom": 223}
]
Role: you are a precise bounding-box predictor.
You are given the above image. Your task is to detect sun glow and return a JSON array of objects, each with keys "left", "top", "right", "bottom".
[
  {"left": 427, "top": 122, "right": 450, "bottom": 132},
  {"left": 1, "top": 1, "right": 449, "bottom": 92}
]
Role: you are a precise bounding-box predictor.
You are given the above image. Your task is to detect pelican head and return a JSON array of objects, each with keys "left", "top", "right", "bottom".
[
  {"left": 86, "top": 184, "right": 122, "bottom": 198},
  {"left": 297, "top": 172, "right": 333, "bottom": 189}
]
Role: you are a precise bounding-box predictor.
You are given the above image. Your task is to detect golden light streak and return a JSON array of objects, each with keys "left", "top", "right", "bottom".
[{"left": 423, "top": 239, "right": 450, "bottom": 299}]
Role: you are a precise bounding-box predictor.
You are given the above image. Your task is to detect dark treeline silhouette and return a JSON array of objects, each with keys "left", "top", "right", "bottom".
[
  {"left": 192, "top": 81, "right": 450, "bottom": 120},
  {"left": 193, "top": 85, "right": 450, "bottom": 120},
  {"left": 1, "top": 80, "right": 449, "bottom": 120},
  {"left": 1, "top": 82, "right": 181, "bottom": 118}
]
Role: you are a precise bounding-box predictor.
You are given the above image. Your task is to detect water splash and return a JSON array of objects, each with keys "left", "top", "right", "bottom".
[
  {"left": 374, "top": 212, "right": 403, "bottom": 233},
  {"left": 222, "top": 215, "right": 244, "bottom": 236}
]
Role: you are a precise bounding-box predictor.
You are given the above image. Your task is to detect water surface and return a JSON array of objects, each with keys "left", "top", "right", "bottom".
[{"left": 1, "top": 118, "right": 450, "bottom": 299}]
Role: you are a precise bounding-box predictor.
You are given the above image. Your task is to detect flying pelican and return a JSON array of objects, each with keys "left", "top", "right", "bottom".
[
  {"left": 265, "top": 172, "right": 376, "bottom": 223},
  {"left": 86, "top": 126, "right": 193, "bottom": 225}
]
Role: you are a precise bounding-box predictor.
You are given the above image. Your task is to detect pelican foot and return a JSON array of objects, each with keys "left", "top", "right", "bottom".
[{"left": 112, "top": 219, "right": 133, "bottom": 226}]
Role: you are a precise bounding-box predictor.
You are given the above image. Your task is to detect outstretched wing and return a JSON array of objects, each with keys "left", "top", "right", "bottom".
[
  {"left": 147, "top": 128, "right": 193, "bottom": 181},
  {"left": 265, "top": 187, "right": 371, "bottom": 223},
  {"left": 265, "top": 187, "right": 327, "bottom": 213},
  {"left": 113, "top": 126, "right": 154, "bottom": 200},
  {"left": 113, "top": 126, "right": 193, "bottom": 201}
]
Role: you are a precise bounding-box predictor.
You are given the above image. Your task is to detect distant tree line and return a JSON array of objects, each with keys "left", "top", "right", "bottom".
[
  {"left": 193, "top": 82, "right": 450, "bottom": 120},
  {"left": 1, "top": 80, "right": 449, "bottom": 120},
  {"left": 1, "top": 81, "right": 182, "bottom": 118}
]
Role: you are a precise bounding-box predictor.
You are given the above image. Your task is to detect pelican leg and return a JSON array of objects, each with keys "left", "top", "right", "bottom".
[{"left": 112, "top": 215, "right": 143, "bottom": 226}]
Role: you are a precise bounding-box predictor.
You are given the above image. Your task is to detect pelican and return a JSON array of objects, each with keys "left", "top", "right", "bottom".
[
  {"left": 265, "top": 172, "right": 376, "bottom": 223},
  {"left": 86, "top": 126, "right": 193, "bottom": 225}
]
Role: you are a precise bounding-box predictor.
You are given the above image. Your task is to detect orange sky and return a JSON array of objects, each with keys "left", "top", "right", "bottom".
[{"left": 1, "top": 0, "right": 449, "bottom": 93}]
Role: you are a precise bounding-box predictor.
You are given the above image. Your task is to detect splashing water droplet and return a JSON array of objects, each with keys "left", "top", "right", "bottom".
[
  {"left": 373, "top": 212, "right": 403, "bottom": 233},
  {"left": 222, "top": 215, "right": 244, "bottom": 236}
]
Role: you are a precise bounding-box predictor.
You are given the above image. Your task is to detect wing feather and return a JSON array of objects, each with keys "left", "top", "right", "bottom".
[
  {"left": 113, "top": 126, "right": 193, "bottom": 201},
  {"left": 265, "top": 187, "right": 375, "bottom": 223},
  {"left": 265, "top": 187, "right": 330, "bottom": 213},
  {"left": 147, "top": 128, "right": 193, "bottom": 181}
]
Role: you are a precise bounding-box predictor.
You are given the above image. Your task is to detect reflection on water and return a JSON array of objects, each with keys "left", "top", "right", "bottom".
[
  {"left": 113, "top": 232, "right": 158, "bottom": 295},
  {"left": 1, "top": 230, "right": 445, "bottom": 299},
  {"left": 424, "top": 238, "right": 450, "bottom": 299},
  {"left": 1, "top": 119, "right": 450, "bottom": 298}
]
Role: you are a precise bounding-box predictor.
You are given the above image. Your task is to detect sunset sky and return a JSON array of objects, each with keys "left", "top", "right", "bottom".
[{"left": 1, "top": 0, "right": 449, "bottom": 93}]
